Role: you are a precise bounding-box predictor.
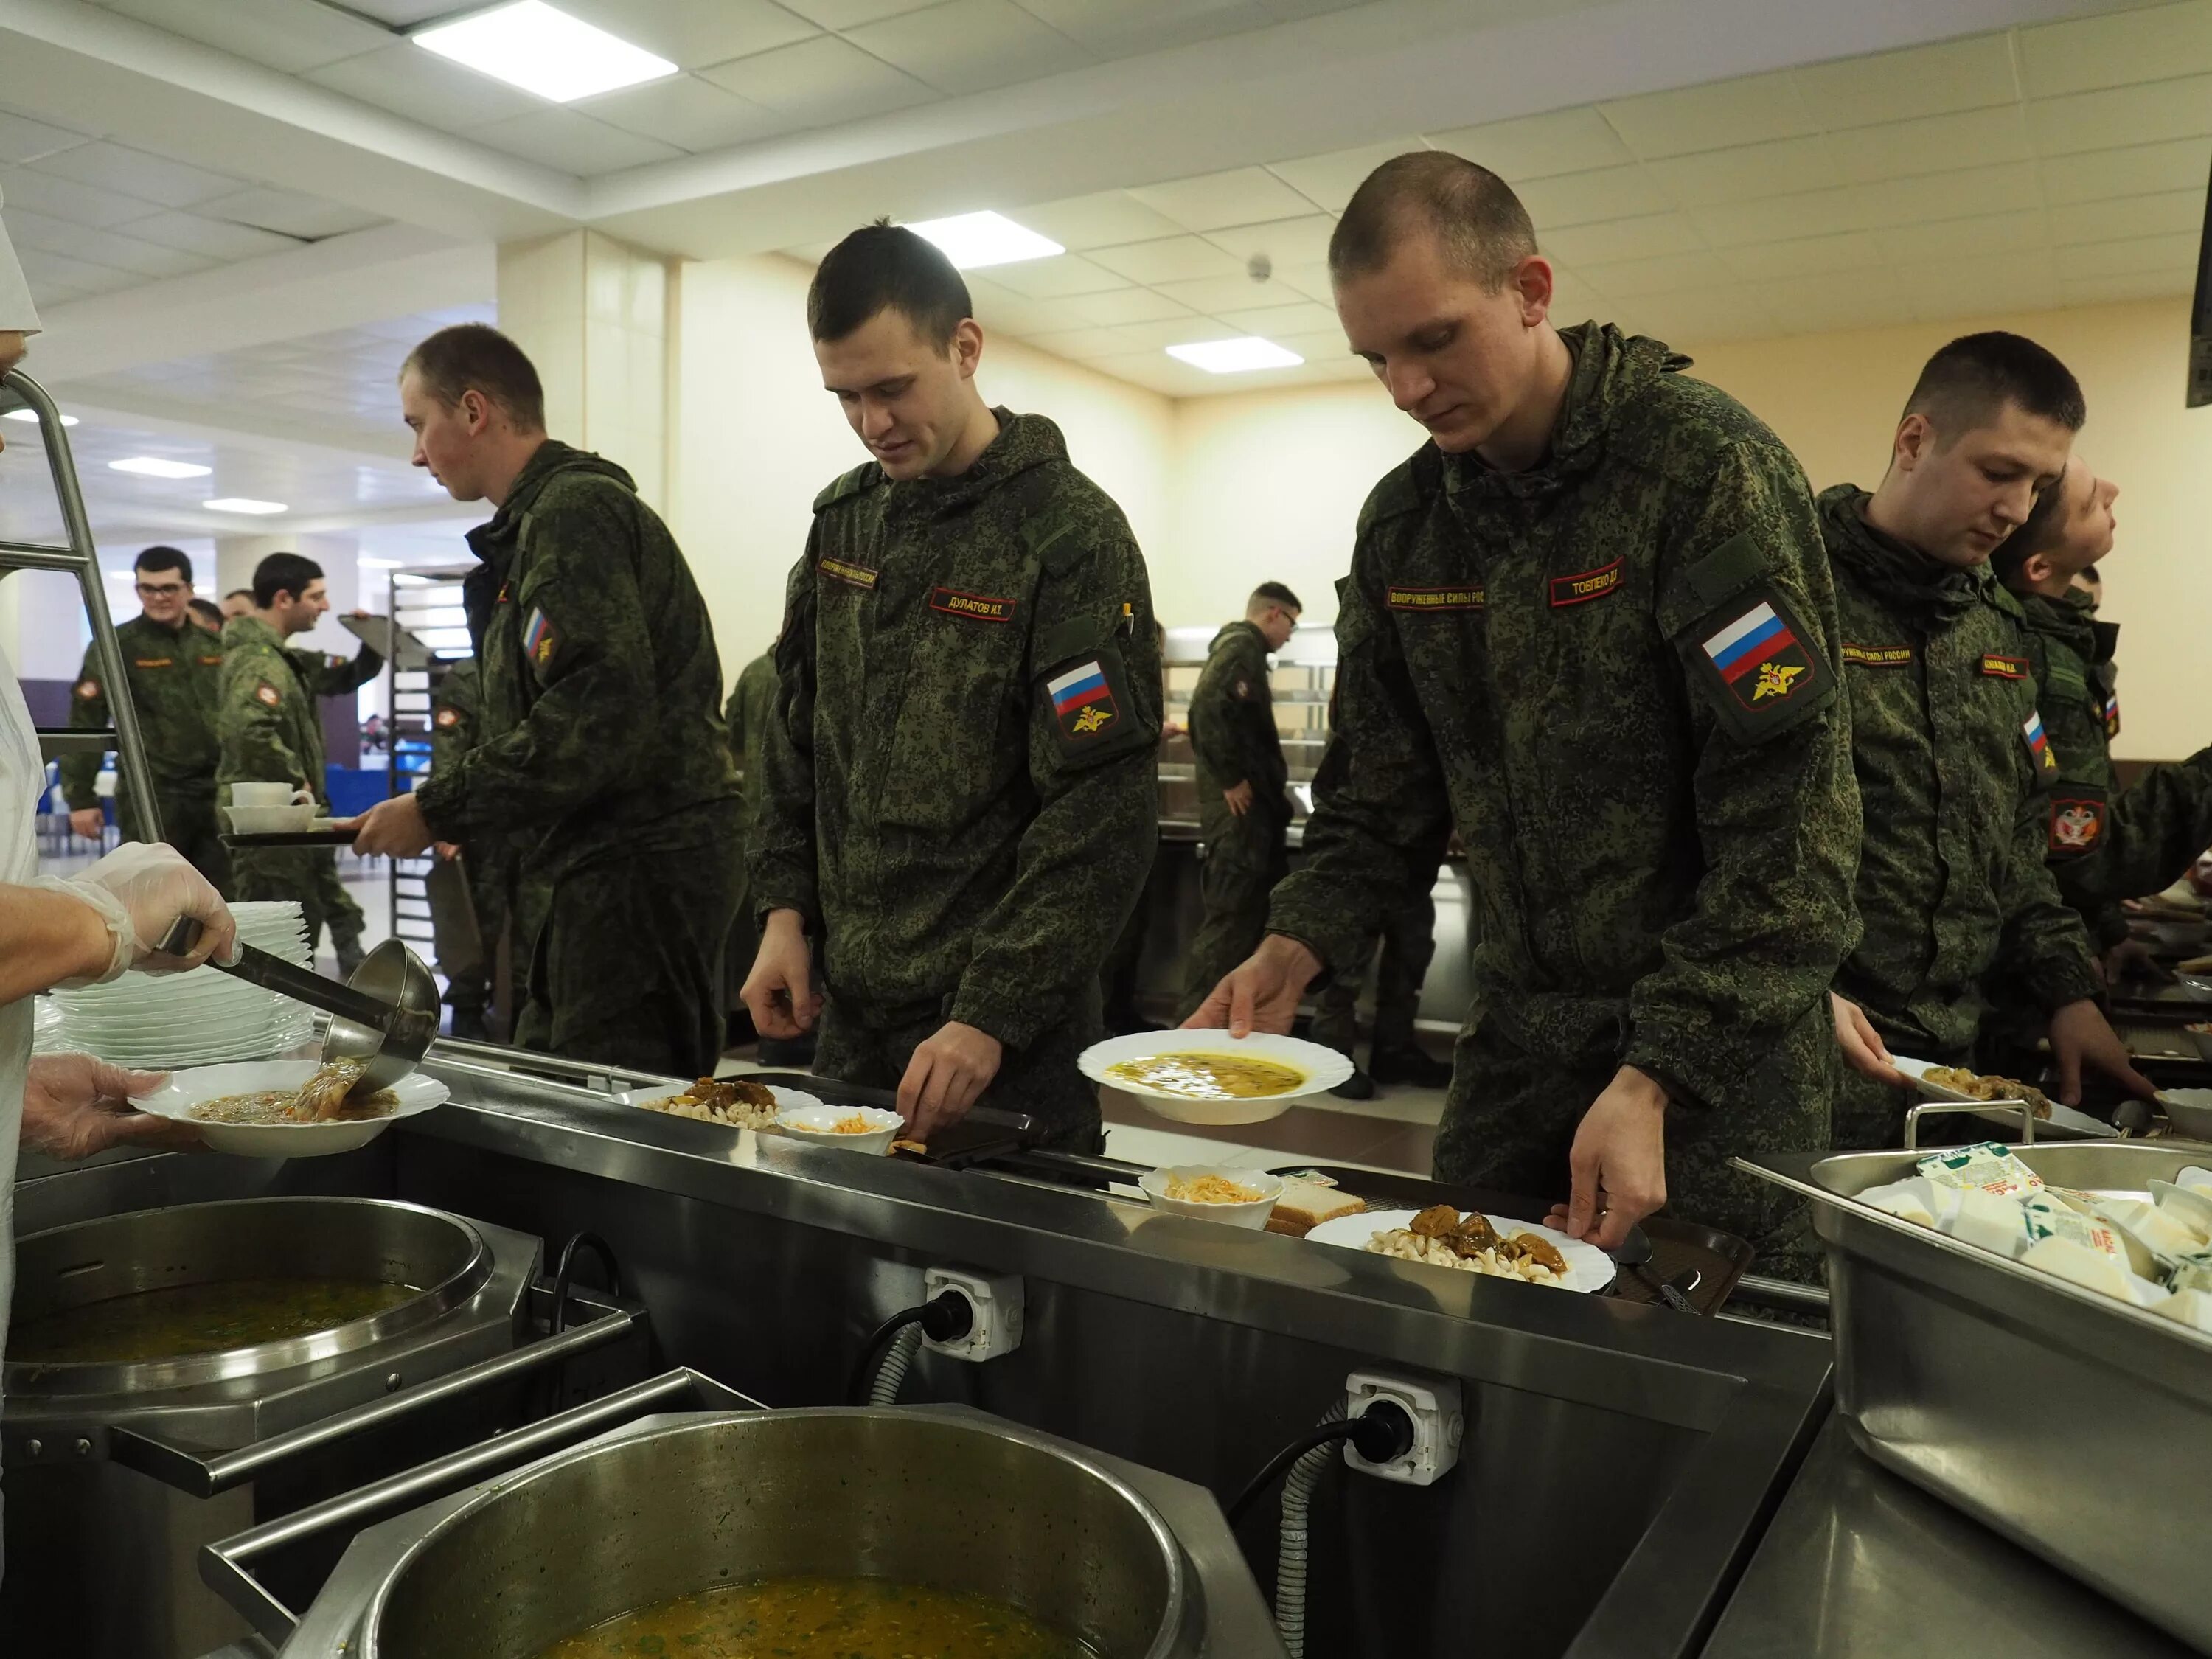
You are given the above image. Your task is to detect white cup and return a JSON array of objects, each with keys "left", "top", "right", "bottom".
[
  {"left": 226, "top": 804, "right": 318, "bottom": 833},
  {"left": 231, "top": 783, "right": 313, "bottom": 807}
]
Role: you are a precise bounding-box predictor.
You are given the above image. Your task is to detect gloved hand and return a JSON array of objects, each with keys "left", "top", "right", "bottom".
[{"left": 34, "top": 843, "right": 237, "bottom": 986}]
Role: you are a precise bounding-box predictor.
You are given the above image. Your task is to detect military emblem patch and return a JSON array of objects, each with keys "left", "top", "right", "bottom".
[
  {"left": 1980, "top": 654, "right": 2029, "bottom": 680},
  {"left": 2021, "top": 710, "right": 2057, "bottom": 773},
  {"left": 1703, "top": 599, "right": 1812, "bottom": 709},
  {"left": 930, "top": 587, "right": 1015, "bottom": 623},
  {"left": 819, "top": 556, "right": 879, "bottom": 591},
  {"left": 1388, "top": 585, "right": 1485, "bottom": 611},
  {"left": 1842, "top": 643, "right": 1913, "bottom": 667},
  {"left": 434, "top": 707, "right": 460, "bottom": 729},
  {"left": 522, "top": 608, "right": 557, "bottom": 669},
  {"left": 74, "top": 678, "right": 98, "bottom": 700},
  {"left": 2104, "top": 690, "right": 2121, "bottom": 738},
  {"left": 1679, "top": 585, "right": 1837, "bottom": 745},
  {"left": 254, "top": 682, "right": 281, "bottom": 708},
  {"left": 1048, "top": 658, "right": 1116, "bottom": 741},
  {"left": 1548, "top": 559, "right": 1622, "bottom": 608},
  {"left": 2050, "top": 797, "right": 2104, "bottom": 855}
]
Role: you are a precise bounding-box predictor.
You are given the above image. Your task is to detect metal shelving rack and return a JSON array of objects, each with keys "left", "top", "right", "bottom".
[
  {"left": 0, "top": 368, "right": 163, "bottom": 832},
  {"left": 380, "top": 566, "right": 474, "bottom": 962}
]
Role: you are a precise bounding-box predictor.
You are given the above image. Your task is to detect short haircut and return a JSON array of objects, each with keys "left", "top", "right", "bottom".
[
  {"left": 224, "top": 588, "right": 253, "bottom": 603},
  {"left": 134, "top": 544, "right": 192, "bottom": 584},
  {"left": 402, "top": 322, "right": 546, "bottom": 431},
  {"left": 187, "top": 597, "right": 224, "bottom": 627},
  {"left": 1329, "top": 151, "right": 1540, "bottom": 290},
  {"left": 1250, "top": 581, "right": 1304, "bottom": 614},
  {"left": 1991, "top": 475, "right": 2068, "bottom": 586},
  {"left": 1903, "top": 331, "right": 2086, "bottom": 442},
  {"left": 808, "top": 220, "right": 972, "bottom": 350},
  {"left": 252, "top": 552, "right": 324, "bottom": 610}
]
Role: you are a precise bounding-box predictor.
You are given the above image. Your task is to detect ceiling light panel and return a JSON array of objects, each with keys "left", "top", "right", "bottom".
[
  {"left": 904, "top": 211, "right": 1065, "bottom": 269},
  {"left": 1, "top": 409, "right": 76, "bottom": 425},
  {"left": 413, "top": 2, "right": 678, "bottom": 103},
  {"left": 204, "top": 498, "right": 288, "bottom": 515},
  {"left": 1166, "top": 337, "right": 1304, "bottom": 373},
  {"left": 110, "top": 457, "right": 212, "bottom": 479}
]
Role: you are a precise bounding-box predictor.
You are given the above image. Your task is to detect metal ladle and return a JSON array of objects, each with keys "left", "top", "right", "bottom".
[{"left": 156, "top": 922, "right": 440, "bottom": 1093}]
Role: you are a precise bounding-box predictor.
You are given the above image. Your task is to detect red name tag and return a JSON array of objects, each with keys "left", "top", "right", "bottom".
[
  {"left": 931, "top": 587, "right": 1015, "bottom": 622},
  {"left": 1980, "top": 654, "right": 2029, "bottom": 679},
  {"left": 1548, "top": 559, "right": 1622, "bottom": 608}
]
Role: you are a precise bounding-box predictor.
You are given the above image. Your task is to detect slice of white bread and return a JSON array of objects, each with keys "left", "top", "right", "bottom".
[{"left": 1268, "top": 1178, "right": 1366, "bottom": 1236}]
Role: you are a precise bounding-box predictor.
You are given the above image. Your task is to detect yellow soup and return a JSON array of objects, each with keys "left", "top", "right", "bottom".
[
  {"left": 1107, "top": 1052, "right": 1305, "bottom": 1100},
  {"left": 532, "top": 1576, "right": 1096, "bottom": 1659},
  {"left": 10, "top": 1278, "right": 419, "bottom": 1365}
]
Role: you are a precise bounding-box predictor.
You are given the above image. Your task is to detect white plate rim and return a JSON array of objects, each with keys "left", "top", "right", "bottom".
[
  {"left": 1888, "top": 1055, "right": 2117, "bottom": 1140},
  {"left": 1305, "top": 1208, "right": 1616, "bottom": 1293},
  {"left": 1077, "top": 1031, "right": 1354, "bottom": 1102},
  {"left": 130, "top": 1061, "right": 448, "bottom": 1126}
]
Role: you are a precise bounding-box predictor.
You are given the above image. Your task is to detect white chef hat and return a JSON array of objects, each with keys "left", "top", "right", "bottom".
[{"left": 0, "top": 185, "right": 44, "bottom": 336}]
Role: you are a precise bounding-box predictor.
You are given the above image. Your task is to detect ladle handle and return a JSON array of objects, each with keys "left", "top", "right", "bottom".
[{"left": 158, "top": 917, "right": 397, "bottom": 1031}]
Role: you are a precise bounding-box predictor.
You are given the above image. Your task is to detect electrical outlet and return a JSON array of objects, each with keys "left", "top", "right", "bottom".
[
  {"left": 1343, "top": 1368, "right": 1464, "bottom": 1486},
  {"left": 921, "top": 1267, "right": 1024, "bottom": 1361}
]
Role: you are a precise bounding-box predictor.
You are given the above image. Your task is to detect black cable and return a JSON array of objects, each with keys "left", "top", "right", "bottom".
[
  {"left": 1226, "top": 1402, "right": 1418, "bottom": 1527},
  {"left": 845, "top": 1290, "right": 975, "bottom": 1405},
  {"left": 550, "top": 1231, "right": 622, "bottom": 1335}
]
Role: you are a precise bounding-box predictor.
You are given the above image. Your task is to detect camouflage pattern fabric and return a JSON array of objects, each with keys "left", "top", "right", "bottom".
[
  {"left": 412, "top": 440, "right": 740, "bottom": 1077},
  {"left": 1267, "top": 324, "right": 1860, "bottom": 1262},
  {"left": 1819, "top": 485, "right": 2098, "bottom": 1146},
  {"left": 723, "top": 650, "right": 780, "bottom": 998},
  {"left": 217, "top": 613, "right": 380, "bottom": 960},
  {"left": 751, "top": 410, "right": 1161, "bottom": 1102},
  {"left": 1187, "top": 619, "right": 1287, "bottom": 804},
  {"left": 61, "top": 612, "right": 228, "bottom": 891},
  {"left": 1310, "top": 842, "right": 1445, "bottom": 1057}
]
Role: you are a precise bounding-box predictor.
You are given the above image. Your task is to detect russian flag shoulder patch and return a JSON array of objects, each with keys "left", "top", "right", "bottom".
[{"left": 1677, "top": 581, "right": 1836, "bottom": 746}]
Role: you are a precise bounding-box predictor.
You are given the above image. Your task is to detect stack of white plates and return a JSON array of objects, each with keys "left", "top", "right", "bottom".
[{"left": 45, "top": 902, "right": 319, "bottom": 1068}]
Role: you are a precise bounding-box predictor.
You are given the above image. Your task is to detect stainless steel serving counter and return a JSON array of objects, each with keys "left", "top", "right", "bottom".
[{"left": 1701, "top": 1418, "right": 2196, "bottom": 1659}]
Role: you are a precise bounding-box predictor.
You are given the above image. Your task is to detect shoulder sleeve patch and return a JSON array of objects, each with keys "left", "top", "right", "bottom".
[
  {"left": 2049, "top": 790, "right": 2107, "bottom": 858},
  {"left": 1680, "top": 529, "right": 1768, "bottom": 612},
  {"left": 811, "top": 462, "right": 880, "bottom": 513},
  {"left": 2021, "top": 710, "right": 2059, "bottom": 775},
  {"left": 1039, "top": 644, "right": 1150, "bottom": 764},
  {"left": 1676, "top": 582, "right": 1837, "bottom": 746},
  {"left": 74, "top": 678, "right": 99, "bottom": 700},
  {"left": 434, "top": 706, "right": 461, "bottom": 730},
  {"left": 254, "top": 682, "right": 282, "bottom": 708}
]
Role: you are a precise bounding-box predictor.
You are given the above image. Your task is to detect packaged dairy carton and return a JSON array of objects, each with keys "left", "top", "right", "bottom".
[{"left": 1916, "top": 1141, "right": 2044, "bottom": 1200}]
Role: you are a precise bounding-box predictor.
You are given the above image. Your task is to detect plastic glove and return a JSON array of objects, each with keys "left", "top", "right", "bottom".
[{"left": 34, "top": 843, "right": 237, "bottom": 986}]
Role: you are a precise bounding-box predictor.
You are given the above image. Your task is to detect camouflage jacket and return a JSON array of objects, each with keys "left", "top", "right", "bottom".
[
  {"left": 1820, "top": 487, "right": 2098, "bottom": 1054},
  {"left": 750, "top": 410, "right": 1162, "bottom": 1048},
  {"left": 414, "top": 441, "right": 738, "bottom": 878},
  {"left": 2017, "top": 588, "right": 2212, "bottom": 948},
  {"left": 723, "top": 650, "right": 779, "bottom": 846},
  {"left": 215, "top": 615, "right": 382, "bottom": 807},
  {"left": 1188, "top": 619, "right": 1287, "bottom": 807},
  {"left": 1269, "top": 324, "right": 1861, "bottom": 1113},
  {"left": 61, "top": 613, "right": 224, "bottom": 807}
]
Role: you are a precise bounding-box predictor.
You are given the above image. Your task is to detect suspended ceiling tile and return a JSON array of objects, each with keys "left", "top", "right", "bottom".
[
  {"left": 1722, "top": 231, "right": 1889, "bottom": 282},
  {"left": 1516, "top": 164, "right": 1662, "bottom": 229},
  {"left": 959, "top": 276, "right": 1070, "bottom": 335},
  {"left": 699, "top": 35, "right": 938, "bottom": 125},
  {"left": 1017, "top": 0, "right": 1280, "bottom": 57},
  {"left": 1875, "top": 209, "right": 2049, "bottom": 266},
  {"left": 574, "top": 75, "right": 792, "bottom": 153},
  {"left": 776, "top": 0, "right": 944, "bottom": 27},
  {"left": 2056, "top": 268, "right": 2194, "bottom": 307},
  {"left": 1598, "top": 70, "right": 1815, "bottom": 161},
  {"left": 1905, "top": 251, "right": 2059, "bottom": 320},
  {"left": 1826, "top": 105, "right": 2035, "bottom": 187},
  {"left": 2019, "top": 1, "right": 2212, "bottom": 98},
  {"left": 1062, "top": 286, "right": 1199, "bottom": 326},
  {"left": 0, "top": 164, "right": 159, "bottom": 229},
  {"left": 1019, "top": 325, "right": 1130, "bottom": 361},
  {"left": 1545, "top": 266, "right": 1609, "bottom": 324},
  {"left": 94, "top": 0, "right": 391, "bottom": 74},
  {"left": 198, "top": 188, "right": 388, "bottom": 240},
  {"left": 1210, "top": 299, "right": 1340, "bottom": 336},
  {"left": 116, "top": 209, "right": 302, "bottom": 261},
  {"left": 1854, "top": 161, "right": 2044, "bottom": 229},
  {"left": 1079, "top": 350, "right": 1217, "bottom": 395},
  {"left": 1011, "top": 191, "right": 1186, "bottom": 253},
  {"left": 29, "top": 140, "right": 240, "bottom": 210},
  {"left": 1756, "top": 276, "right": 1915, "bottom": 334},
  {"left": 0, "top": 209, "right": 212, "bottom": 278},
  {"left": 2041, "top": 135, "right": 2212, "bottom": 204},
  {"left": 1101, "top": 316, "right": 1234, "bottom": 352},
  {"left": 1792, "top": 33, "right": 2021, "bottom": 131},
  {"left": 1645, "top": 136, "right": 1837, "bottom": 207},
  {"left": 1689, "top": 187, "right": 1871, "bottom": 249},
  {"left": 1427, "top": 106, "right": 1632, "bottom": 181},
  {"left": 13, "top": 247, "right": 141, "bottom": 299},
  {"left": 1202, "top": 214, "right": 1337, "bottom": 268},
  {"left": 1264, "top": 139, "right": 1428, "bottom": 214},
  {"left": 1267, "top": 260, "right": 1335, "bottom": 303},
  {"left": 1629, "top": 285, "right": 1781, "bottom": 344},
  {"left": 467, "top": 108, "right": 686, "bottom": 176},
  {"left": 1540, "top": 211, "right": 1705, "bottom": 265},
  {"left": 1572, "top": 248, "right": 1733, "bottom": 298},
  {"left": 1130, "top": 167, "right": 1321, "bottom": 233},
  {"left": 307, "top": 43, "right": 546, "bottom": 132},
  {"left": 1146, "top": 273, "right": 1284, "bottom": 313},
  {"left": 981, "top": 253, "right": 1130, "bottom": 299},
  {"left": 560, "top": 0, "right": 821, "bottom": 68},
  {"left": 2053, "top": 229, "right": 2199, "bottom": 279},
  {"left": 849, "top": 0, "right": 1093, "bottom": 96},
  {"left": 2028, "top": 73, "right": 2212, "bottom": 156},
  {"left": 0, "top": 108, "right": 90, "bottom": 167},
  {"left": 1086, "top": 235, "right": 1247, "bottom": 284}
]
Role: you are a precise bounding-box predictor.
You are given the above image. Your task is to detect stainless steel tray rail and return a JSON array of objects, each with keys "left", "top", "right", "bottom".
[{"left": 1739, "top": 1141, "right": 2212, "bottom": 1652}]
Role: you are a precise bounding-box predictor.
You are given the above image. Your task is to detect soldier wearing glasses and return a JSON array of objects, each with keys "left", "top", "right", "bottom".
[{"left": 61, "top": 545, "right": 230, "bottom": 894}]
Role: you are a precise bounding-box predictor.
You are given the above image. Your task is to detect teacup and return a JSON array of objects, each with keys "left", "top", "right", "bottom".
[
  {"left": 226, "top": 804, "right": 318, "bottom": 833},
  {"left": 231, "top": 783, "right": 313, "bottom": 807}
]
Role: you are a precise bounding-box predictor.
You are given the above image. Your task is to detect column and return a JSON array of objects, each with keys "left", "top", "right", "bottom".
[{"left": 495, "top": 230, "right": 672, "bottom": 509}]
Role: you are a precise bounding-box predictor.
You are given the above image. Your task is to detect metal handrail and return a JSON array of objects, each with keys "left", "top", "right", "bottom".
[{"left": 1, "top": 367, "right": 164, "bottom": 838}]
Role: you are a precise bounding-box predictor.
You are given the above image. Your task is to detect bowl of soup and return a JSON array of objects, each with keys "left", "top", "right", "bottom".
[{"left": 1077, "top": 1033, "right": 1351, "bottom": 1125}]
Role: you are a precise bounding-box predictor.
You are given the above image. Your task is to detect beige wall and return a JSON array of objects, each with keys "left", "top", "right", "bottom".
[{"left": 671, "top": 254, "right": 1176, "bottom": 679}]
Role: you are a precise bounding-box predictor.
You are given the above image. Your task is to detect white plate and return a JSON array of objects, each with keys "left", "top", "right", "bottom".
[
  {"left": 1889, "top": 1056, "right": 2117, "bottom": 1141},
  {"left": 1078, "top": 1032, "right": 1353, "bottom": 1125},
  {"left": 617, "top": 1082, "right": 821, "bottom": 1121},
  {"left": 776, "top": 1102, "right": 902, "bottom": 1155},
  {"left": 1306, "top": 1208, "right": 1617, "bottom": 1293},
  {"left": 131, "top": 1062, "right": 448, "bottom": 1158},
  {"left": 1137, "top": 1166, "right": 1284, "bottom": 1228}
]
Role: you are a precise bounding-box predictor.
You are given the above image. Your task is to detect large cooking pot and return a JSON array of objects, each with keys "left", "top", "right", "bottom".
[{"left": 362, "top": 1408, "right": 1192, "bottom": 1658}]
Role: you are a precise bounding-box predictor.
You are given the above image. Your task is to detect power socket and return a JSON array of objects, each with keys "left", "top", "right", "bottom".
[
  {"left": 1343, "top": 1369, "right": 1464, "bottom": 1486},
  {"left": 920, "top": 1267, "right": 1024, "bottom": 1361}
]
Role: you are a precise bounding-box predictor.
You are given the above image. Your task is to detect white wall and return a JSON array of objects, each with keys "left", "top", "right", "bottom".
[{"left": 672, "top": 254, "right": 1176, "bottom": 681}]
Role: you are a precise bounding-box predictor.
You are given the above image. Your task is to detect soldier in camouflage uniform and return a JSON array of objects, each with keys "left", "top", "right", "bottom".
[
  {"left": 217, "top": 553, "right": 383, "bottom": 974},
  {"left": 723, "top": 649, "right": 811, "bottom": 1062},
  {"left": 746, "top": 225, "right": 1161, "bottom": 1150},
  {"left": 1177, "top": 585, "right": 1300, "bottom": 1022},
  {"left": 1194, "top": 155, "right": 1861, "bottom": 1273},
  {"left": 61, "top": 545, "right": 229, "bottom": 891},
  {"left": 1818, "top": 335, "right": 2155, "bottom": 1147},
  {"left": 352, "top": 324, "right": 740, "bottom": 1082}
]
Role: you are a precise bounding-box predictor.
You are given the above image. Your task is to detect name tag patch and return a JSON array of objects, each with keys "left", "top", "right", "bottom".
[
  {"left": 133, "top": 656, "right": 172, "bottom": 669},
  {"left": 931, "top": 587, "right": 1015, "bottom": 623},
  {"left": 819, "top": 556, "right": 879, "bottom": 591},
  {"left": 198, "top": 655, "right": 223, "bottom": 666},
  {"left": 2051, "top": 797, "right": 2104, "bottom": 855},
  {"left": 1388, "top": 585, "right": 1485, "bottom": 612},
  {"left": 1843, "top": 643, "right": 1913, "bottom": 668},
  {"left": 1980, "top": 654, "right": 2029, "bottom": 680},
  {"left": 1048, "top": 659, "right": 1116, "bottom": 738},
  {"left": 1548, "top": 559, "right": 1622, "bottom": 608},
  {"left": 2022, "top": 710, "right": 2056, "bottom": 773}
]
